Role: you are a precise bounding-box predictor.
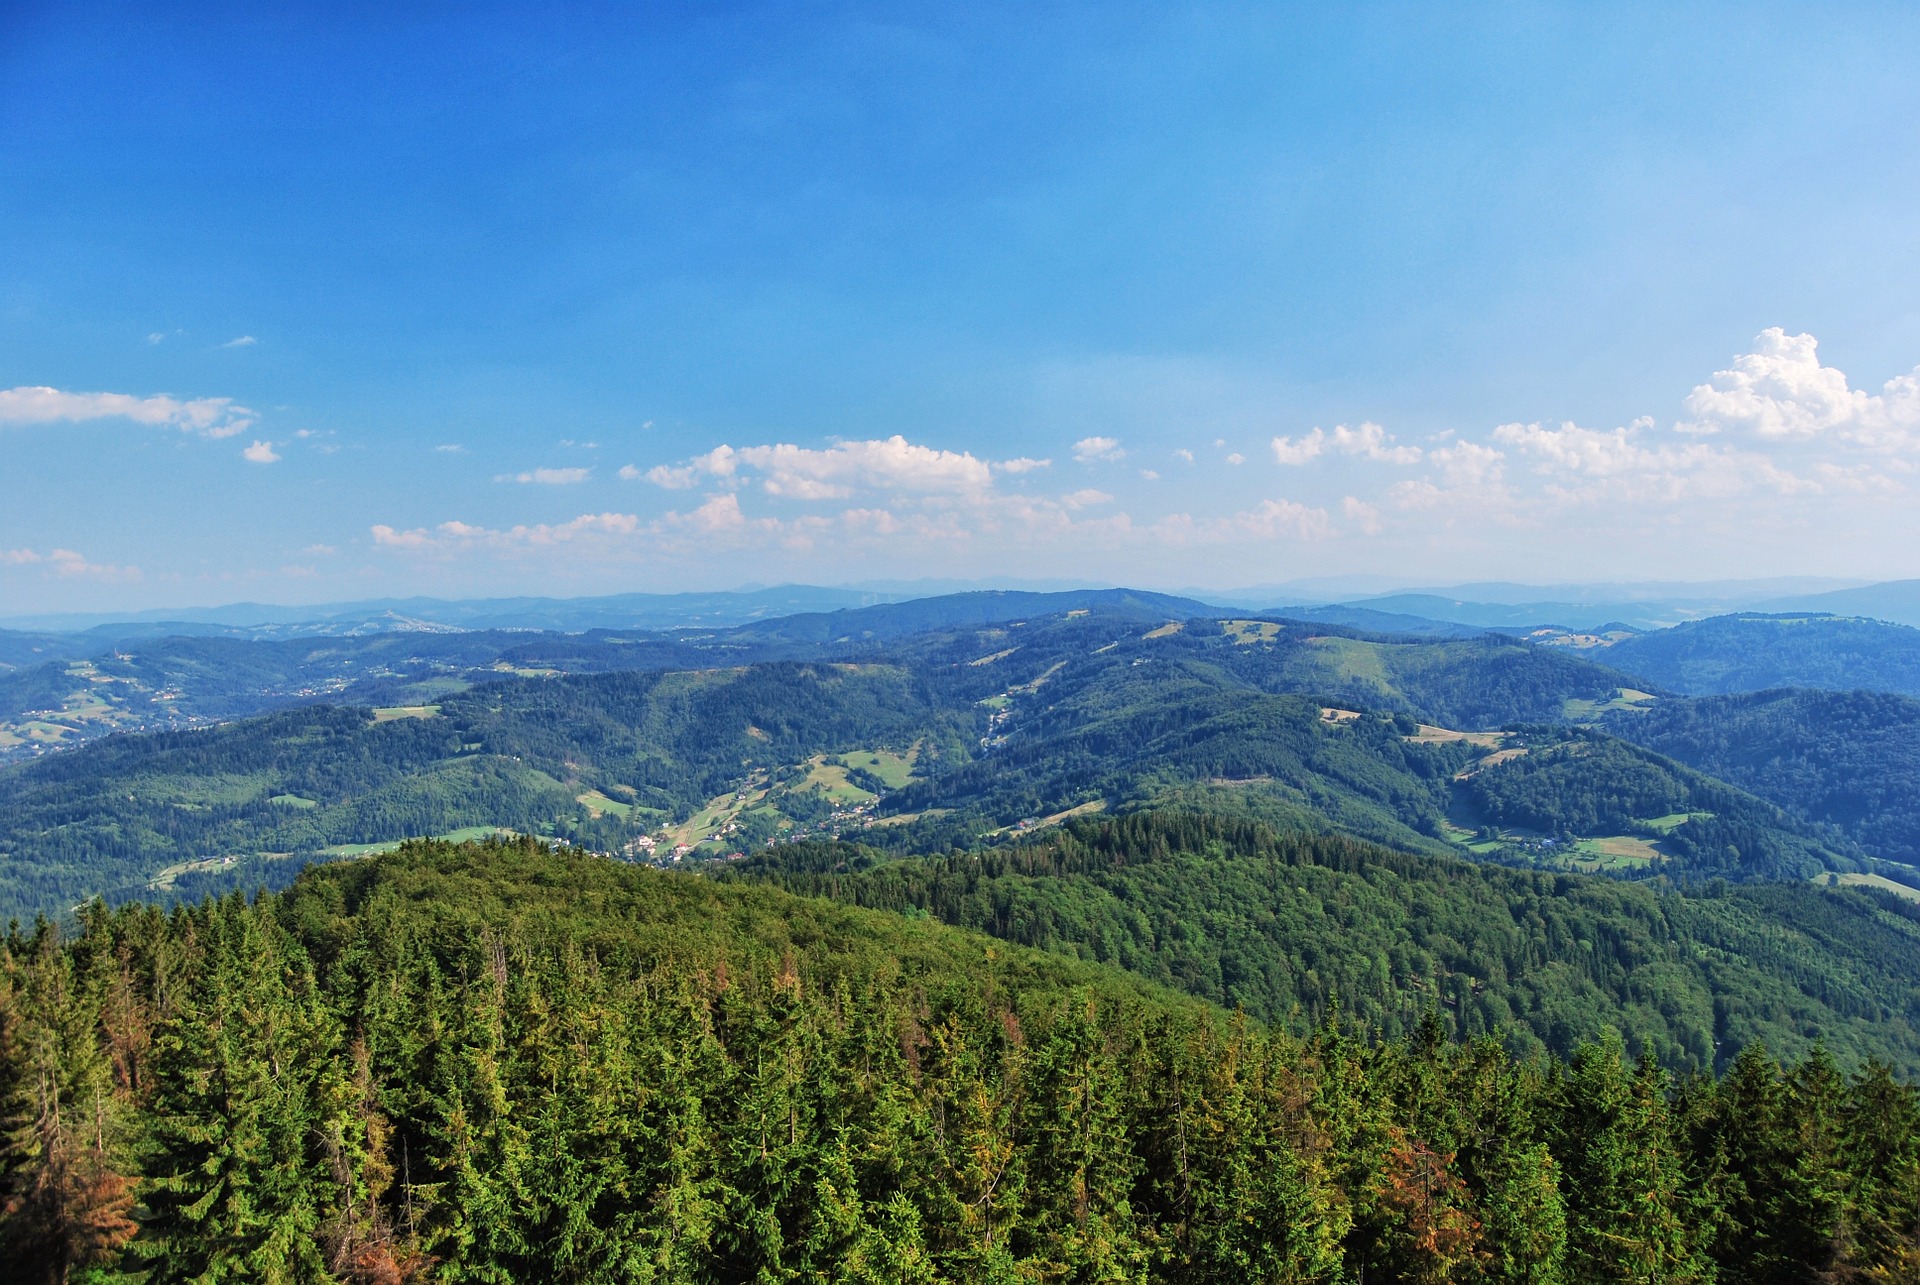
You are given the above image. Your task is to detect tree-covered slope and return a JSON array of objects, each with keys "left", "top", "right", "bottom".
[
  {"left": 1601, "top": 612, "right": 1920, "bottom": 696},
  {"left": 4, "top": 837, "right": 1917, "bottom": 1282},
  {"left": 1606, "top": 686, "right": 1920, "bottom": 868},
  {"left": 0, "top": 663, "right": 970, "bottom": 917},
  {"left": 738, "top": 812, "right": 1918, "bottom": 1075},
  {"left": 0, "top": 607, "right": 1842, "bottom": 918},
  {"left": 1455, "top": 732, "right": 1856, "bottom": 881}
]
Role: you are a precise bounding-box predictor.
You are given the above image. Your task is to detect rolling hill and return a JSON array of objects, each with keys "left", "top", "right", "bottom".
[
  {"left": 738, "top": 811, "right": 1919, "bottom": 1073},
  {"left": 1599, "top": 613, "right": 1920, "bottom": 696},
  {"left": 0, "top": 600, "right": 1845, "bottom": 918},
  {"left": 1607, "top": 687, "right": 1920, "bottom": 868}
]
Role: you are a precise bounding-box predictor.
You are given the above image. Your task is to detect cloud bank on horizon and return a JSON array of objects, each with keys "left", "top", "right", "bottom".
[
  {"left": 6, "top": 327, "right": 1920, "bottom": 601},
  {"left": 356, "top": 328, "right": 1920, "bottom": 562}
]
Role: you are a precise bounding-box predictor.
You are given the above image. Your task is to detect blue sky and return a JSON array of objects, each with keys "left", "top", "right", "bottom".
[{"left": 6, "top": 2, "right": 1920, "bottom": 611}]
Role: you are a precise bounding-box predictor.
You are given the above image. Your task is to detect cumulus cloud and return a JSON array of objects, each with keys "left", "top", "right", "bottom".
[
  {"left": 2, "top": 547, "right": 141, "bottom": 580},
  {"left": 0, "top": 386, "right": 254, "bottom": 438},
  {"left": 1429, "top": 440, "right": 1506, "bottom": 487},
  {"left": 1153, "top": 499, "right": 1333, "bottom": 545},
  {"left": 1343, "top": 496, "right": 1382, "bottom": 535},
  {"left": 223, "top": 335, "right": 257, "bottom": 348},
  {"left": 499, "top": 466, "right": 591, "bottom": 485},
  {"left": 1271, "top": 422, "right": 1422, "bottom": 466},
  {"left": 1682, "top": 328, "right": 1920, "bottom": 451},
  {"left": 1387, "top": 441, "right": 1511, "bottom": 513},
  {"left": 373, "top": 511, "right": 644, "bottom": 551},
  {"left": 995, "top": 456, "right": 1051, "bottom": 474},
  {"left": 1072, "top": 436, "right": 1125, "bottom": 463},
  {"left": 635, "top": 437, "right": 1006, "bottom": 498},
  {"left": 242, "top": 440, "right": 280, "bottom": 464}
]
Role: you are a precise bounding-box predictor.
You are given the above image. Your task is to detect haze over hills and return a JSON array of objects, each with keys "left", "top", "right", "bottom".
[
  {"left": 2, "top": 575, "right": 1895, "bottom": 639},
  {"left": 1753, "top": 578, "right": 1920, "bottom": 628},
  {"left": 1599, "top": 614, "right": 1920, "bottom": 697},
  {"left": 0, "top": 584, "right": 910, "bottom": 637}
]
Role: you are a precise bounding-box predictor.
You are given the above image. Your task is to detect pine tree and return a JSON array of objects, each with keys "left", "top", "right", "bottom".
[
  {"left": 1552, "top": 1033, "right": 1711, "bottom": 1285},
  {"left": 139, "top": 898, "right": 341, "bottom": 1282},
  {"left": 0, "top": 927, "right": 138, "bottom": 1284}
]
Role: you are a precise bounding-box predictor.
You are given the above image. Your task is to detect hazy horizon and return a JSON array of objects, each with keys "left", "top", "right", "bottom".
[
  {"left": 0, "top": 572, "right": 1891, "bottom": 633},
  {"left": 8, "top": 5, "right": 1920, "bottom": 612}
]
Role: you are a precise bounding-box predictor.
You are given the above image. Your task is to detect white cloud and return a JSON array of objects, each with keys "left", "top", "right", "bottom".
[
  {"left": 50, "top": 549, "right": 138, "bottom": 579},
  {"left": 0, "top": 386, "right": 255, "bottom": 438},
  {"left": 1062, "top": 489, "right": 1114, "bottom": 509},
  {"left": 1487, "top": 419, "right": 1830, "bottom": 504},
  {"left": 1682, "top": 328, "right": 1920, "bottom": 451},
  {"left": 1270, "top": 432, "right": 1324, "bottom": 465},
  {"left": 1155, "top": 498, "right": 1333, "bottom": 544},
  {"left": 303, "top": 543, "right": 337, "bottom": 556},
  {"left": 1139, "top": 469, "right": 1160, "bottom": 481},
  {"left": 1387, "top": 441, "right": 1512, "bottom": 513},
  {"left": 1226, "top": 452, "right": 1245, "bottom": 466},
  {"left": 1173, "top": 449, "right": 1194, "bottom": 463},
  {"left": 242, "top": 440, "right": 280, "bottom": 464},
  {"left": 223, "top": 335, "right": 257, "bottom": 348},
  {"left": 1271, "top": 422, "right": 1421, "bottom": 467},
  {"left": 637, "top": 437, "right": 1006, "bottom": 499},
  {"left": 1343, "top": 496, "right": 1382, "bottom": 535},
  {"left": 995, "top": 456, "right": 1051, "bottom": 474},
  {"left": 1430, "top": 440, "right": 1506, "bottom": 487},
  {"left": 498, "top": 466, "right": 591, "bottom": 485},
  {"left": 1072, "top": 435, "right": 1125, "bottom": 463},
  {"left": 435, "top": 444, "right": 465, "bottom": 454},
  {"left": 374, "top": 511, "right": 645, "bottom": 551},
  {"left": 2, "top": 547, "right": 143, "bottom": 580}
]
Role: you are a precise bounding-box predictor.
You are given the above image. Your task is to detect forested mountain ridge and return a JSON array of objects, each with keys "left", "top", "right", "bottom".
[
  {"left": 0, "top": 603, "right": 1865, "bottom": 919},
  {"left": 1454, "top": 731, "right": 1857, "bottom": 881},
  {"left": 2, "top": 836, "right": 1916, "bottom": 1282},
  {"left": 1599, "top": 612, "right": 1920, "bottom": 697},
  {"left": 0, "top": 605, "right": 1729, "bottom": 918},
  {"left": 0, "top": 662, "right": 972, "bottom": 916},
  {"left": 0, "top": 589, "right": 1632, "bottom": 766},
  {"left": 1606, "top": 687, "right": 1920, "bottom": 867},
  {"left": 734, "top": 812, "right": 1920, "bottom": 1075}
]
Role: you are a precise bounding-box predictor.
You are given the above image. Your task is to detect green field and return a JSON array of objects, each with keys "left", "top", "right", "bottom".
[
  {"left": 1643, "top": 810, "right": 1713, "bottom": 833},
  {"left": 1832, "top": 872, "right": 1920, "bottom": 903},
  {"left": 371, "top": 704, "right": 440, "bottom": 722},
  {"left": 846, "top": 745, "right": 919, "bottom": 789},
  {"left": 1563, "top": 688, "right": 1658, "bottom": 720},
  {"left": 1222, "top": 619, "right": 1283, "bottom": 644},
  {"left": 576, "top": 788, "right": 634, "bottom": 818}
]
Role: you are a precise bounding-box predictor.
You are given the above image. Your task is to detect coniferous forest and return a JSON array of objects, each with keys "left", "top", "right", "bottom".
[{"left": 3, "top": 838, "right": 1918, "bottom": 1283}]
